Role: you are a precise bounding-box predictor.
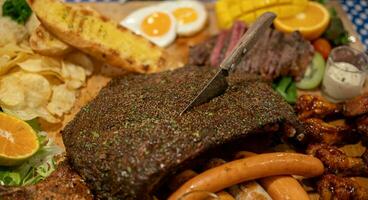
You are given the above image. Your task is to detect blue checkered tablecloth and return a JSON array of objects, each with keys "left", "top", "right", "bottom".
[
  {"left": 341, "top": 0, "right": 368, "bottom": 50},
  {"left": 65, "top": 0, "right": 368, "bottom": 50}
]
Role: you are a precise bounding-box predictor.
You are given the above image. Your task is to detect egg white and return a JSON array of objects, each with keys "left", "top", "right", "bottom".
[
  {"left": 161, "top": 0, "right": 208, "bottom": 36},
  {"left": 120, "top": 6, "right": 177, "bottom": 47}
]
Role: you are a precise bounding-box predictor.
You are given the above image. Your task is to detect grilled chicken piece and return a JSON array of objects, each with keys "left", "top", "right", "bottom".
[
  {"left": 303, "top": 118, "right": 357, "bottom": 145},
  {"left": 307, "top": 144, "right": 368, "bottom": 176},
  {"left": 343, "top": 93, "right": 368, "bottom": 117},
  {"left": 296, "top": 95, "right": 341, "bottom": 120},
  {"left": 318, "top": 174, "right": 368, "bottom": 200},
  {"left": 0, "top": 162, "right": 93, "bottom": 200}
]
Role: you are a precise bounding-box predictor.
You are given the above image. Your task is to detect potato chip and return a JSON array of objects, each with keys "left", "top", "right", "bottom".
[
  {"left": 61, "top": 61, "right": 86, "bottom": 89},
  {"left": 66, "top": 80, "right": 84, "bottom": 90},
  {"left": 3, "top": 106, "right": 59, "bottom": 123},
  {"left": 65, "top": 51, "right": 94, "bottom": 76},
  {"left": 18, "top": 58, "right": 62, "bottom": 75},
  {"left": 0, "top": 42, "right": 89, "bottom": 124},
  {"left": 18, "top": 72, "right": 52, "bottom": 108},
  {"left": 0, "top": 43, "right": 33, "bottom": 55},
  {"left": 0, "top": 52, "right": 29, "bottom": 75},
  {"left": 0, "top": 74, "right": 25, "bottom": 108},
  {"left": 2, "top": 107, "right": 38, "bottom": 121},
  {"left": 47, "top": 84, "right": 76, "bottom": 116},
  {"left": 34, "top": 106, "right": 60, "bottom": 123}
]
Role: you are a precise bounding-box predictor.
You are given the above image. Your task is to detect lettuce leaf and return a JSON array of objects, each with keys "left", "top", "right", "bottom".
[{"left": 0, "top": 129, "right": 63, "bottom": 186}]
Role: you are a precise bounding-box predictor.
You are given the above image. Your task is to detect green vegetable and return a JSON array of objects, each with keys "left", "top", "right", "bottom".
[
  {"left": 296, "top": 52, "right": 326, "bottom": 90},
  {"left": 26, "top": 118, "right": 42, "bottom": 133},
  {"left": 323, "top": 8, "right": 349, "bottom": 46},
  {"left": 0, "top": 128, "right": 62, "bottom": 186},
  {"left": 2, "top": 0, "right": 32, "bottom": 24},
  {"left": 273, "top": 76, "right": 297, "bottom": 104},
  {"left": 313, "top": 0, "right": 328, "bottom": 4}
]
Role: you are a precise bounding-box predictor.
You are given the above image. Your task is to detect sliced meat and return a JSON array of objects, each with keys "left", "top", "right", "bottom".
[
  {"left": 210, "top": 30, "right": 229, "bottom": 67},
  {"left": 307, "top": 144, "right": 368, "bottom": 176},
  {"left": 189, "top": 23, "right": 314, "bottom": 80},
  {"left": 0, "top": 162, "right": 93, "bottom": 200},
  {"left": 225, "top": 21, "right": 247, "bottom": 57},
  {"left": 188, "top": 36, "right": 216, "bottom": 67},
  {"left": 317, "top": 174, "right": 368, "bottom": 200},
  {"left": 62, "top": 65, "right": 303, "bottom": 199}
]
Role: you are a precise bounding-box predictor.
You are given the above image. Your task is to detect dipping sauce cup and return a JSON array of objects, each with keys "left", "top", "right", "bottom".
[
  {"left": 178, "top": 190, "right": 220, "bottom": 200},
  {"left": 321, "top": 46, "right": 368, "bottom": 102}
]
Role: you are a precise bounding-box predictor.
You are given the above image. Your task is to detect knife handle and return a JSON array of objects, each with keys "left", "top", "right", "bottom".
[{"left": 219, "top": 12, "right": 276, "bottom": 73}]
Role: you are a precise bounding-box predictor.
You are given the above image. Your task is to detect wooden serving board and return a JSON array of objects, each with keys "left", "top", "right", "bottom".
[{"left": 43, "top": 1, "right": 365, "bottom": 148}]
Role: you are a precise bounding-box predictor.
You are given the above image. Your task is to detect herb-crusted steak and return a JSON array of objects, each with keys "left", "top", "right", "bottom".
[{"left": 62, "top": 66, "right": 301, "bottom": 199}]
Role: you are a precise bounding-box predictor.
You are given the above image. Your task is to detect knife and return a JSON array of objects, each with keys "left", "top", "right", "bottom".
[{"left": 180, "top": 12, "right": 276, "bottom": 115}]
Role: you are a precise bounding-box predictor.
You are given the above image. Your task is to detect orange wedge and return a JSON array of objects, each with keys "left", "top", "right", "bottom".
[
  {"left": 274, "top": 1, "right": 330, "bottom": 40},
  {"left": 0, "top": 113, "right": 39, "bottom": 166}
]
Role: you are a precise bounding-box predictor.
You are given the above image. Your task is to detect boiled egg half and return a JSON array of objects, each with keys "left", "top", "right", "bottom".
[
  {"left": 121, "top": 6, "right": 177, "bottom": 47},
  {"left": 164, "top": 0, "right": 207, "bottom": 36}
]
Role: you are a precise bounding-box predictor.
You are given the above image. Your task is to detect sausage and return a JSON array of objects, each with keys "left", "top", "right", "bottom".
[
  {"left": 260, "top": 176, "right": 310, "bottom": 200},
  {"left": 168, "top": 153, "right": 323, "bottom": 200},
  {"left": 236, "top": 151, "right": 310, "bottom": 200},
  {"left": 168, "top": 170, "right": 198, "bottom": 191},
  {"left": 217, "top": 191, "right": 235, "bottom": 200}
]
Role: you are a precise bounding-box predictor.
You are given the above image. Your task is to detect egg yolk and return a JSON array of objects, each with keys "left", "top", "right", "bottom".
[
  {"left": 141, "top": 12, "right": 171, "bottom": 37},
  {"left": 173, "top": 7, "right": 198, "bottom": 24}
]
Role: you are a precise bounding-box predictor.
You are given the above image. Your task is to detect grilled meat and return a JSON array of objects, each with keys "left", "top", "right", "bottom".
[
  {"left": 317, "top": 174, "right": 368, "bottom": 200},
  {"left": 188, "top": 36, "right": 217, "bottom": 67},
  {"left": 0, "top": 162, "right": 92, "bottom": 200},
  {"left": 62, "top": 65, "right": 302, "bottom": 199},
  {"left": 303, "top": 118, "right": 357, "bottom": 145},
  {"left": 343, "top": 93, "right": 368, "bottom": 117},
  {"left": 307, "top": 144, "right": 368, "bottom": 176},
  {"left": 189, "top": 23, "right": 313, "bottom": 80},
  {"left": 296, "top": 95, "right": 341, "bottom": 120}
]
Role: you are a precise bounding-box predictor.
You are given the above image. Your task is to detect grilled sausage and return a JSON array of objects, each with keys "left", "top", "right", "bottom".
[{"left": 168, "top": 153, "right": 323, "bottom": 200}]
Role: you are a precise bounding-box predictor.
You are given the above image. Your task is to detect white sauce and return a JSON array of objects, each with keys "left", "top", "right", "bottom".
[
  {"left": 322, "top": 62, "right": 366, "bottom": 101},
  {"left": 0, "top": 129, "right": 14, "bottom": 143}
]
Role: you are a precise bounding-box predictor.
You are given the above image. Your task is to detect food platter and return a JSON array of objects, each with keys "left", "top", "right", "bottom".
[
  {"left": 1, "top": 0, "right": 368, "bottom": 199},
  {"left": 42, "top": 1, "right": 366, "bottom": 148}
]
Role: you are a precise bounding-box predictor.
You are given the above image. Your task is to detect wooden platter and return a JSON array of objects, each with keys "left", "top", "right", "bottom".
[{"left": 43, "top": 1, "right": 366, "bottom": 149}]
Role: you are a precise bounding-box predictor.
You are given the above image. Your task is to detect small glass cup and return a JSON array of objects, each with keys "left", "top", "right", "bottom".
[
  {"left": 178, "top": 190, "right": 220, "bottom": 200},
  {"left": 321, "top": 46, "right": 368, "bottom": 102}
]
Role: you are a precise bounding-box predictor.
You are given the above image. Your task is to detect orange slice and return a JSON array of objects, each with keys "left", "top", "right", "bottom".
[
  {"left": 0, "top": 113, "right": 39, "bottom": 166},
  {"left": 274, "top": 1, "right": 330, "bottom": 40}
]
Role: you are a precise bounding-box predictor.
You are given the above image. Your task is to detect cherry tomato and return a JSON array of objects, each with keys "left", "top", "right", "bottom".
[{"left": 312, "top": 38, "right": 332, "bottom": 60}]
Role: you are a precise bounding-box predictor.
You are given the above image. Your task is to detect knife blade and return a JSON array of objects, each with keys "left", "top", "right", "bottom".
[{"left": 180, "top": 12, "right": 276, "bottom": 115}]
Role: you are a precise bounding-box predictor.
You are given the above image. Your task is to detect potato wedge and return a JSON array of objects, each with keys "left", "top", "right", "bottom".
[
  {"left": 29, "top": 25, "right": 72, "bottom": 56},
  {"left": 27, "top": 0, "right": 166, "bottom": 73}
]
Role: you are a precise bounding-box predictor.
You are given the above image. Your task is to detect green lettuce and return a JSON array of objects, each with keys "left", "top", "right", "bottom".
[{"left": 0, "top": 123, "right": 63, "bottom": 186}]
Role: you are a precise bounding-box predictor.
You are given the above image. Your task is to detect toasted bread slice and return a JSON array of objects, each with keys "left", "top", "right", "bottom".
[
  {"left": 30, "top": 25, "right": 73, "bottom": 56},
  {"left": 27, "top": 0, "right": 166, "bottom": 73}
]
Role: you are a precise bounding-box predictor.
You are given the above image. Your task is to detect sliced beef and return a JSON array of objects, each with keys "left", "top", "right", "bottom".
[
  {"left": 62, "top": 65, "right": 303, "bottom": 199},
  {"left": 188, "top": 36, "right": 217, "bottom": 67},
  {"left": 189, "top": 22, "right": 314, "bottom": 80}
]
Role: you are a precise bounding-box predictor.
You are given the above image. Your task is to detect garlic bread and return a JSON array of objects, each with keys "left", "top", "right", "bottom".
[{"left": 27, "top": 0, "right": 166, "bottom": 73}]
